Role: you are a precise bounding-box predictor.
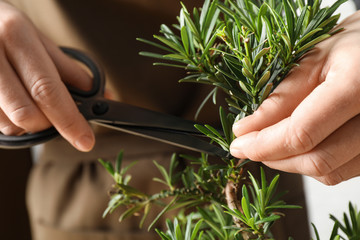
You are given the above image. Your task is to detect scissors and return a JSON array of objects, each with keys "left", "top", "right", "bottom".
[{"left": 0, "top": 47, "right": 230, "bottom": 159}]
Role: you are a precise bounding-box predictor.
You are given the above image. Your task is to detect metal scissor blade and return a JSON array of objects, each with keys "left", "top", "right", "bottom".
[{"left": 94, "top": 121, "right": 230, "bottom": 159}]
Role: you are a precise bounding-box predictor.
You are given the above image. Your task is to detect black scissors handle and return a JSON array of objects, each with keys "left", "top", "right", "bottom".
[{"left": 0, "top": 47, "right": 103, "bottom": 149}]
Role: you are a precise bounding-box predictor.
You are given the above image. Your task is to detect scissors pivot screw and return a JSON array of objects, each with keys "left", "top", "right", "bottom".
[{"left": 92, "top": 101, "right": 109, "bottom": 116}]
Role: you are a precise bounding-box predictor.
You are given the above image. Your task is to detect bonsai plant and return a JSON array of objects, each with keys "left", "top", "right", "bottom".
[{"left": 99, "top": 0, "right": 350, "bottom": 238}]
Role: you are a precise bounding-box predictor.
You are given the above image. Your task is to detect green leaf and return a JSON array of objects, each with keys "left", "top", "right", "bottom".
[
  {"left": 153, "top": 160, "right": 171, "bottom": 187},
  {"left": 349, "top": 202, "right": 359, "bottom": 233},
  {"left": 242, "top": 57, "right": 253, "bottom": 72},
  {"left": 140, "top": 203, "right": 152, "bottom": 228},
  {"left": 295, "top": 27, "right": 323, "bottom": 49},
  {"left": 120, "top": 160, "right": 138, "bottom": 175},
  {"left": 281, "top": 33, "right": 292, "bottom": 53},
  {"left": 161, "top": 24, "right": 181, "bottom": 45},
  {"left": 169, "top": 154, "right": 178, "bottom": 184},
  {"left": 265, "top": 174, "right": 280, "bottom": 204},
  {"left": 296, "top": 33, "right": 331, "bottom": 54},
  {"left": 219, "top": 106, "right": 232, "bottom": 144},
  {"left": 153, "top": 62, "right": 188, "bottom": 69},
  {"left": 148, "top": 196, "right": 178, "bottom": 231},
  {"left": 200, "top": 29, "right": 220, "bottom": 63},
  {"left": 283, "top": 0, "right": 295, "bottom": 42},
  {"left": 260, "top": 167, "right": 267, "bottom": 191},
  {"left": 117, "top": 183, "right": 147, "bottom": 198},
  {"left": 164, "top": 53, "right": 188, "bottom": 60},
  {"left": 152, "top": 177, "right": 169, "bottom": 186},
  {"left": 203, "top": 2, "right": 221, "bottom": 44},
  {"left": 98, "top": 159, "right": 114, "bottom": 176},
  {"left": 199, "top": 0, "right": 211, "bottom": 30},
  {"left": 154, "top": 35, "right": 185, "bottom": 54},
  {"left": 185, "top": 214, "right": 193, "bottom": 240},
  {"left": 197, "top": 207, "right": 224, "bottom": 239},
  {"left": 344, "top": 211, "right": 352, "bottom": 233},
  {"left": 311, "top": 223, "right": 320, "bottom": 240},
  {"left": 294, "top": 5, "right": 308, "bottom": 40},
  {"left": 115, "top": 151, "right": 123, "bottom": 174},
  {"left": 330, "top": 214, "right": 347, "bottom": 234},
  {"left": 195, "top": 87, "right": 217, "bottom": 120},
  {"left": 265, "top": 204, "right": 302, "bottom": 210},
  {"left": 326, "top": 0, "right": 348, "bottom": 19},
  {"left": 190, "top": 219, "right": 204, "bottom": 240},
  {"left": 256, "top": 214, "right": 281, "bottom": 224},
  {"left": 180, "top": 3, "right": 201, "bottom": 39},
  {"left": 181, "top": 26, "right": 190, "bottom": 55},
  {"left": 119, "top": 204, "right": 144, "bottom": 222},
  {"left": 204, "top": 124, "right": 225, "bottom": 140},
  {"left": 330, "top": 222, "right": 340, "bottom": 240},
  {"left": 137, "top": 37, "right": 175, "bottom": 53},
  {"left": 156, "top": 229, "right": 172, "bottom": 240},
  {"left": 259, "top": 83, "right": 273, "bottom": 104},
  {"left": 102, "top": 194, "right": 122, "bottom": 218},
  {"left": 253, "top": 47, "right": 270, "bottom": 64},
  {"left": 175, "top": 222, "right": 184, "bottom": 240},
  {"left": 213, "top": 203, "right": 227, "bottom": 231},
  {"left": 239, "top": 81, "right": 253, "bottom": 96},
  {"left": 255, "top": 70, "right": 271, "bottom": 90},
  {"left": 241, "top": 196, "right": 251, "bottom": 220},
  {"left": 139, "top": 51, "right": 170, "bottom": 60}
]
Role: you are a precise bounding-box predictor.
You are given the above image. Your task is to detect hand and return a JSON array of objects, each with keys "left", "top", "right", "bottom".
[
  {"left": 230, "top": 11, "right": 360, "bottom": 185},
  {"left": 0, "top": 2, "right": 94, "bottom": 151}
]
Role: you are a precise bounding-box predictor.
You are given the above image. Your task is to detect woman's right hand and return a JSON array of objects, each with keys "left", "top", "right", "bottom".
[{"left": 0, "top": 2, "right": 95, "bottom": 151}]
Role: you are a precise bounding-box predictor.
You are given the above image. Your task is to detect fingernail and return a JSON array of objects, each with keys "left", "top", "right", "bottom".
[
  {"left": 229, "top": 141, "right": 243, "bottom": 158},
  {"left": 232, "top": 121, "right": 241, "bottom": 131},
  {"left": 75, "top": 134, "right": 95, "bottom": 152}
]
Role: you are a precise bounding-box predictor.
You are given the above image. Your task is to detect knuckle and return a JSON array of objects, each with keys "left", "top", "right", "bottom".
[
  {"left": 319, "top": 172, "right": 344, "bottom": 186},
  {"left": 30, "top": 76, "right": 59, "bottom": 107},
  {"left": 8, "top": 103, "right": 36, "bottom": 128},
  {"left": 285, "top": 124, "right": 314, "bottom": 154},
  {"left": 248, "top": 148, "right": 267, "bottom": 161},
  {"left": 246, "top": 134, "right": 269, "bottom": 161},
  {"left": 255, "top": 94, "right": 281, "bottom": 116},
  {"left": 304, "top": 149, "right": 334, "bottom": 177},
  {"left": 57, "top": 117, "right": 79, "bottom": 136},
  {"left": 0, "top": 9, "right": 25, "bottom": 38},
  {"left": 246, "top": 132, "right": 269, "bottom": 161},
  {"left": 0, "top": 125, "right": 23, "bottom": 135}
]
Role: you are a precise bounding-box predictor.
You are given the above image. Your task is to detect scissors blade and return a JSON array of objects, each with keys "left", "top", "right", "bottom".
[
  {"left": 77, "top": 98, "right": 215, "bottom": 136},
  {"left": 94, "top": 121, "right": 230, "bottom": 159}
]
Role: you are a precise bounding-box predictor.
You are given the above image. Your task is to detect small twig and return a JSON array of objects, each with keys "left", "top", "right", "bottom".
[{"left": 226, "top": 180, "right": 259, "bottom": 240}]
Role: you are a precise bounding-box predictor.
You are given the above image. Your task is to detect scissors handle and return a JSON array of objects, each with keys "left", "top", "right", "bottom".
[
  {"left": 0, "top": 128, "right": 59, "bottom": 149},
  {"left": 62, "top": 47, "right": 104, "bottom": 98},
  {"left": 0, "top": 47, "right": 103, "bottom": 149}
]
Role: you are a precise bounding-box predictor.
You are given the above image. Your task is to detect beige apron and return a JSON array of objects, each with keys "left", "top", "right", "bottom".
[{"left": 5, "top": 0, "right": 310, "bottom": 239}]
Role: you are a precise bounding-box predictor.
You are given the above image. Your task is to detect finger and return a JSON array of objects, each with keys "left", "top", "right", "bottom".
[
  {"left": 0, "top": 108, "right": 25, "bottom": 135},
  {"left": 39, "top": 34, "right": 93, "bottom": 91},
  {"left": 233, "top": 50, "right": 325, "bottom": 137},
  {"left": 230, "top": 58, "right": 360, "bottom": 161},
  {"left": 314, "top": 155, "right": 360, "bottom": 185},
  {"left": 3, "top": 17, "right": 94, "bottom": 151},
  {"left": 0, "top": 50, "right": 51, "bottom": 133},
  {"left": 261, "top": 114, "right": 360, "bottom": 178}
]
